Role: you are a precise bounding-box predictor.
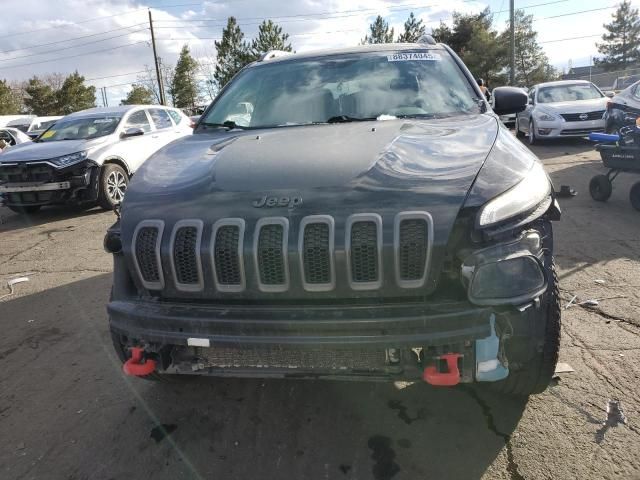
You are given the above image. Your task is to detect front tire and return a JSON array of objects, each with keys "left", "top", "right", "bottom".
[
  {"left": 528, "top": 120, "right": 537, "bottom": 145},
  {"left": 98, "top": 164, "right": 128, "bottom": 210},
  {"left": 492, "top": 257, "right": 561, "bottom": 396}
]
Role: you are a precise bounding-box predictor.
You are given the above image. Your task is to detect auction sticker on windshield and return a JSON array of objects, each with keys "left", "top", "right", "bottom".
[
  {"left": 387, "top": 52, "right": 441, "bottom": 62},
  {"left": 41, "top": 130, "right": 55, "bottom": 139}
]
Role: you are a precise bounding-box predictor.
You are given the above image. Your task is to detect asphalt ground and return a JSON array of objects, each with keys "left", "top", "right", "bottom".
[{"left": 0, "top": 136, "right": 639, "bottom": 480}]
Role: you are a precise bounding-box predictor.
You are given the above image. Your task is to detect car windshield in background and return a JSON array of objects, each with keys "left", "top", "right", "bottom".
[
  {"left": 202, "top": 50, "right": 481, "bottom": 129},
  {"left": 537, "top": 83, "right": 603, "bottom": 103},
  {"left": 38, "top": 116, "right": 122, "bottom": 142}
]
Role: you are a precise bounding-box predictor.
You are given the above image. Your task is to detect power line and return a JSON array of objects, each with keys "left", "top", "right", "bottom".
[
  {"left": 0, "top": 23, "right": 148, "bottom": 55},
  {"left": 0, "top": 28, "right": 149, "bottom": 63},
  {"left": 85, "top": 70, "right": 149, "bottom": 82},
  {"left": 539, "top": 5, "right": 616, "bottom": 20},
  {"left": 0, "top": 40, "right": 148, "bottom": 71},
  {"left": 0, "top": 3, "right": 200, "bottom": 40},
  {"left": 539, "top": 34, "right": 601, "bottom": 44}
]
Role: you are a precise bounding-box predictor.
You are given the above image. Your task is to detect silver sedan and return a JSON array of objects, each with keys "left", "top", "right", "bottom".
[{"left": 516, "top": 80, "right": 609, "bottom": 145}]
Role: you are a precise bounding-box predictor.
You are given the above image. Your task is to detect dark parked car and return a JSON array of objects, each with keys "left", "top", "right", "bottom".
[
  {"left": 105, "top": 39, "right": 561, "bottom": 396},
  {"left": 604, "top": 80, "right": 640, "bottom": 135}
]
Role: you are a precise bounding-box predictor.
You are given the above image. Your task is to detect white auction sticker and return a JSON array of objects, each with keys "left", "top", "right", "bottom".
[{"left": 387, "top": 52, "right": 441, "bottom": 62}]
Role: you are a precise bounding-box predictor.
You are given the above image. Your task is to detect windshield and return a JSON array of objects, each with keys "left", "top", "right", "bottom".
[
  {"left": 537, "top": 83, "right": 603, "bottom": 103},
  {"left": 38, "top": 115, "right": 122, "bottom": 142},
  {"left": 30, "top": 119, "right": 58, "bottom": 132},
  {"left": 202, "top": 50, "right": 481, "bottom": 129}
]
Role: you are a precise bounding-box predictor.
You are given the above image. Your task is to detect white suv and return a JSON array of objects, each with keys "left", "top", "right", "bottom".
[{"left": 0, "top": 105, "right": 192, "bottom": 214}]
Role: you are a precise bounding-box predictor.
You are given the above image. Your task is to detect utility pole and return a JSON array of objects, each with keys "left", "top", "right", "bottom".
[
  {"left": 509, "top": 0, "right": 515, "bottom": 86},
  {"left": 103, "top": 87, "right": 109, "bottom": 107},
  {"left": 148, "top": 9, "right": 166, "bottom": 105}
]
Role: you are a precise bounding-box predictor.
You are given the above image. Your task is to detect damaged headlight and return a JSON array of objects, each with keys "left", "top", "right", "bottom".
[
  {"left": 477, "top": 162, "right": 551, "bottom": 228},
  {"left": 461, "top": 231, "right": 547, "bottom": 306},
  {"left": 49, "top": 151, "right": 88, "bottom": 168}
]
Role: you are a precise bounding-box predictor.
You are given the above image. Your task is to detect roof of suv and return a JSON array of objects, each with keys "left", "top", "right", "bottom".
[{"left": 248, "top": 42, "right": 446, "bottom": 66}]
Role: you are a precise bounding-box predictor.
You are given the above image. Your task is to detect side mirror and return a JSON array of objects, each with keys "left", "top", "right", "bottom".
[
  {"left": 492, "top": 87, "right": 528, "bottom": 115},
  {"left": 121, "top": 127, "right": 144, "bottom": 139},
  {"left": 604, "top": 91, "right": 615, "bottom": 98}
]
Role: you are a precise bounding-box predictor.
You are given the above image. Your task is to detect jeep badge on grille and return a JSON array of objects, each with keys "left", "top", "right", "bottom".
[{"left": 252, "top": 195, "right": 302, "bottom": 208}]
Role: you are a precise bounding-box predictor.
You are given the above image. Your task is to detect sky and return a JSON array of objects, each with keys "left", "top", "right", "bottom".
[{"left": 0, "top": 0, "right": 630, "bottom": 106}]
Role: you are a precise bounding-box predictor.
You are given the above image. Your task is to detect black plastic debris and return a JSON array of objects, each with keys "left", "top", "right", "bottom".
[
  {"left": 557, "top": 185, "right": 577, "bottom": 198},
  {"left": 150, "top": 423, "right": 178, "bottom": 443}
]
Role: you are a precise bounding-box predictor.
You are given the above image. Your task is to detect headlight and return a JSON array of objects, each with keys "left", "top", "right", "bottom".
[
  {"left": 49, "top": 151, "right": 87, "bottom": 168},
  {"left": 534, "top": 112, "right": 557, "bottom": 122},
  {"left": 477, "top": 161, "right": 551, "bottom": 227}
]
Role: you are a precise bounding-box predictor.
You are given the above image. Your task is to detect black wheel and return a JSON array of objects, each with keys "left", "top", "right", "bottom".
[
  {"left": 515, "top": 118, "right": 524, "bottom": 138},
  {"left": 110, "top": 330, "right": 194, "bottom": 383},
  {"left": 528, "top": 120, "right": 537, "bottom": 145},
  {"left": 7, "top": 205, "right": 41, "bottom": 214},
  {"left": 492, "top": 257, "right": 561, "bottom": 396},
  {"left": 630, "top": 182, "right": 640, "bottom": 211},
  {"left": 589, "top": 174, "right": 613, "bottom": 202},
  {"left": 98, "top": 163, "right": 128, "bottom": 210}
]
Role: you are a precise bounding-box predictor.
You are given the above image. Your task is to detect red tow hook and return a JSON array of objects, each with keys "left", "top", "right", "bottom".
[
  {"left": 123, "top": 347, "right": 157, "bottom": 376},
  {"left": 423, "top": 353, "right": 462, "bottom": 387}
]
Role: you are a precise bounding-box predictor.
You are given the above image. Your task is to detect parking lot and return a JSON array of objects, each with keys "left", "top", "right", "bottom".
[{"left": 0, "top": 137, "right": 639, "bottom": 480}]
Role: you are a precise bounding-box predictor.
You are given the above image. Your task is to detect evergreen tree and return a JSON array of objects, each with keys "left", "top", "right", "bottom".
[
  {"left": 397, "top": 12, "right": 426, "bottom": 43},
  {"left": 249, "top": 20, "right": 292, "bottom": 60},
  {"left": 120, "top": 84, "right": 155, "bottom": 105},
  {"left": 595, "top": 0, "right": 640, "bottom": 69},
  {"left": 24, "top": 77, "right": 57, "bottom": 115},
  {"left": 0, "top": 79, "right": 22, "bottom": 114},
  {"left": 362, "top": 16, "right": 394, "bottom": 44},
  {"left": 56, "top": 72, "right": 96, "bottom": 114},
  {"left": 503, "top": 10, "right": 557, "bottom": 86},
  {"left": 214, "top": 17, "right": 251, "bottom": 89},
  {"left": 463, "top": 24, "right": 507, "bottom": 87},
  {"left": 171, "top": 45, "right": 200, "bottom": 109},
  {"left": 432, "top": 8, "right": 493, "bottom": 54}
]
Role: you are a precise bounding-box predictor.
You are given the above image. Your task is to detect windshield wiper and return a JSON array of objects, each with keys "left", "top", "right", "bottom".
[
  {"left": 200, "top": 121, "right": 246, "bottom": 130},
  {"left": 326, "top": 115, "right": 377, "bottom": 123}
]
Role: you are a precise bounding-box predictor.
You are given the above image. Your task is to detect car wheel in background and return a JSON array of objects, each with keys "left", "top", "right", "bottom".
[
  {"left": 98, "top": 163, "right": 128, "bottom": 210},
  {"left": 515, "top": 118, "right": 524, "bottom": 138},
  {"left": 528, "top": 120, "right": 537, "bottom": 145},
  {"left": 7, "top": 205, "right": 41, "bottom": 214},
  {"left": 589, "top": 175, "right": 613, "bottom": 202},
  {"left": 630, "top": 182, "right": 640, "bottom": 211}
]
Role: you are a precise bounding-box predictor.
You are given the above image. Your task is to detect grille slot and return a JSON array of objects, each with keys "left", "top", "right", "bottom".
[
  {"left": 399, "top": 219, "right": 428, "bottom": 280},
  {"left": 394, "top": 212, "right": 432, "bottom": 288},
  {"left": 170, "top": 220, "right": 203, "bottom": 292},
  {"left": 174, "top": 227, "right": 199, "bottom": 284},
  {"left": 255, "top": 218, "right": 289, "bottom": 292},
  {"left": 133, "top": 220, "right": 164, "bottom": 290},
  {"left": 346, "top": 214, "right": 382, "bottom": 289},
  {"left": 213, "top": 222, "right": 244, "bottom": 289},
  {"left": 299, "top": 216, "right": 335, "bottom": 291}
]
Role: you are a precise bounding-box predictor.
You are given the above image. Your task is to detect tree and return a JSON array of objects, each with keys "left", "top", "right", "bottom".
[
  {"left": 503, "top": 10, "right": 557, "bottom": 86},
  {"left": 463, "top": 24, "right": 507, "bottom": 87},
  {"left": 432, "top": 8, "right": 493, "bottom": 54},
  {"left": 595, "top": 0, "right": 640, "bottom": 69},
  {"left": 249, "top": 20, "right": 292, "bottom": 60},
  {"left": 120, "top": 84, "right": 155, "bottom": 105},
  {"left": 56, "top": 71, "right": 96, "bottom": 114},
  {"left": 397, "top": 12, "right": 426, "bottom": 43},
  {"left": 171, "top": 45, "right": 200, "bottom": 109},
  {"left": 362, "top": 15, "right": 394, "bottom": 44},
  {"left": 0, "top": 79, "right": 22, "bottom": 114},
  {"left": 214, "top": 16, "right": 251, "bottom": 89},
  {"left": 24, "top": 77, "right": 57, "bottom": 115}
]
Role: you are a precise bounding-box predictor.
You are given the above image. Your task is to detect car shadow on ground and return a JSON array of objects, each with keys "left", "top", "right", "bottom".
[
  {"left": 0, "top": 204, "right": 107, "bottom": 233},
  {"left": 0, "top": 273, "right": 528, "bottom": 480},
  {"left": 517, "top": 135, "right": 596, "bottom": 161}
]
